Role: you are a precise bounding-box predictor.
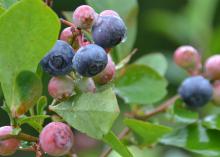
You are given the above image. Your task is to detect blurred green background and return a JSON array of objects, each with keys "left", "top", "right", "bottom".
[{"left": 1, "top": 0, "right": 220, "bottom": 156}]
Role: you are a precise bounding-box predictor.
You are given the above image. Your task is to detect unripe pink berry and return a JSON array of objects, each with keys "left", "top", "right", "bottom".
[
  {"left": 76, "top": 78, "right": 96, "bottom": 93},
  {"left": 75, "top": 132, "right": 99, "bottom": 151},
  {"left": 60, "top": 27, "right": 81, "bottom": 51},
  {"left": 100, "top": 10, "right": 120, "bottom": 17},
  {"left": 212, "top": 81, "right": 220, "bottom": 105},
  {"left": 60, "top": 27, "right": 74, "bottom": 44},
  {"left": 39, "top": 122, "right": 74, "bottom": 157},
  {"left": 94, "top": 55, "right": 115, "bottom": 84},
  {"left": 73, "top": 5, "right": 97, "bottom": 29},
  {"left": 205, "top": 55, "right": 220, "bottom": 80},
  {"left": 0, "top": 126, "right": 20, "bottom": 156},
  {"left": 48, "top": 76, "right": 74, "bottom": 100},
  {"left": 173, "top": 45, "right": 201, "bottom": 74}
]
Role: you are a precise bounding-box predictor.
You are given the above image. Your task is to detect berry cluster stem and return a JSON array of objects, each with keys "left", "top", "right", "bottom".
[
  {"left": 60, "top": 18, "right": 90, "bottom": 47},
  {"left": 60, "top": 18, "right": 77, "bottom": 28},
  {"left": 99, "top": 95, "right": 179, "bottom": 157}
]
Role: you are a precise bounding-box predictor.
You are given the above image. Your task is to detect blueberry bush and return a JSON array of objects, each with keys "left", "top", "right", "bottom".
[{"left": 1, "top": 0, "right": 220, "bottom": 157}]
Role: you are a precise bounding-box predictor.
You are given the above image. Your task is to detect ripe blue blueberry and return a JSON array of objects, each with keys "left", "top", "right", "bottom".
[
  {"left": 40, "top": 40, "right": 75, "bottom": 76},
  {"left": 72, "top": 44, "right": 107, "bottom": 77},
  {"left": 92, "top": 16, "right": 127, "bottom": 48},
  {"left": 178, "top": 76, "right": 213, "bottom": 108}
]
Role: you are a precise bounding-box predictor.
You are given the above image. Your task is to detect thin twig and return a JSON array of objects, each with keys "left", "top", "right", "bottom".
[
  {"left": 60, "top": 18, "right": 76, "bottom": 28},
  {"left": 99, "top": 95, "right": 180, "bottom": 157},
  {"left": 19, "top": 144, "right": 43, "bottom": 156},
  {"left": 0, "top": 133, "right": 38, "bottom": 142},
  {"left": 132, "top": 95, "right": 180, "bottom": 120}
]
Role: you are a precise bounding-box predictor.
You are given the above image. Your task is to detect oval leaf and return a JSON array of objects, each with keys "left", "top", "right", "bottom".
[
  {"left": 50, "top": 88, "right": 119, "bottom": 139},
  {"left": 17, "top": 115, "right": 49, "bottom": 132},
  {"left": 115, "top": 64, "right": 167, "bottom": 105},
  {"left": 0, "top": 0, "right": 60, "bottom": 108},
  {"left": 161, "top": 123, "right": 220, "bottom": 156},
  {"left": 135, "top": 53, "right": 168, "bottom": 76},
  {"left": 12, "top": 71, "right": 42, "bottom": 117},
  {"left": 36, "top": 96, "right": 47, "bottom": 115},
  {"left": 125, "top": 118, "right": 172, "bottom": 145}
]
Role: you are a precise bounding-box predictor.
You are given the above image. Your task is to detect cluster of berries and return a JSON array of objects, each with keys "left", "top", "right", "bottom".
[
  {"left": 0, "top": 5, "right": 126, "bottom": 157},
  {"left": 174, "top": 46, "right": 220, "bottom": 108},
  {"left": 40, "top": 5, "right": 126, "bottom": 100}
]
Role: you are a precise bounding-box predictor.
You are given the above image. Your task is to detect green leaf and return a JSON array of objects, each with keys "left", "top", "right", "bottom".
[
  {"left": 124, "top": 119, "right": 172, "bottom": 145},
  {"left": 103, "top": 131, "right": 132, "bottom": 157},
  {"left": 50, "top": 88, "right": 119, "bottom": 139},
  {"left": 109, "top": 146, "right": 160, "bottom": 157},
  {"left": 17, "top": 115, "right": 49, "bottom": 132},
  {"left": 115, "top": 64, "right": 167, "bottom": 105},
  {"left": 12, "top": 71, "right": 42, "bottom": 117},
  {"left": 172, "top": 99, "right": 198, "bottom": 124},
  {"left": 36, "top": 96, "right": 47, "bottom": 115},
  {"left": 86, "top": 0, "right": 138, "bottom": 61},
  {"left": 202, "top": 115, "right": 220, "bottom": 131},
  {"left": 0, "top": 0, "right": 17, "bottom": 8},
  {"left": 135, "top": 53, "right": 168, "bottom": 76},
  {"left": 0, "top": 6, "right": 5, "bottom": 14},
  {"left": 161, "top": 123, "right": 220, "bottom": 156},
  {"left": 0, "top": 0, "right": 60, "bottom": 109}
]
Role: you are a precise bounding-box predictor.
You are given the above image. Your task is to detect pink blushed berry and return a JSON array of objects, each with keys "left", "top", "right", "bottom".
[
  {"left": 205, "top": 55, "right": 220, "bottom": 80},
  {"left": 72, "top": 5, "right": 97, "bottom": 29},
  {"left": 0, "top": 126, "right": 20, "bottom": 156},
  {"left": 94, "top": 55, "right": 115, "bottom": 84},
  {"left": 60, "top": 27, "right": 74, "bottom": 44},
  {"left": 39, "top": 122, "right": 74, "bottom": 157},
  {"left": 212, "top": 81, "right": 220, "bottom": 105},
  {"left": 173, "top": 45, "right": 201, "bottom": 74},
  {"left": 48, "top": 76, "right": 74, "bottom": 100}
]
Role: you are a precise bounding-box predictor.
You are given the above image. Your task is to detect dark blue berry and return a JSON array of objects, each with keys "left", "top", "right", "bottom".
[
  {"left": 72, "top": 44, "right": 107, "bottom": 77},
  {"left": 178, "top": 76, "right": 213, "bottom": 108},
  {"left": 92, "top": 16, "right": 127, "bottom": 48},
  {"left": 40, "top": 40, "right": 75, "bottom": 76}
]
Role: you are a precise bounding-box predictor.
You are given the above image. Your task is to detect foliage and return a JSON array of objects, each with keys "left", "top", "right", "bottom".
[{"left": 0, "top": 0, "right": 220, "bottom": 157}]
